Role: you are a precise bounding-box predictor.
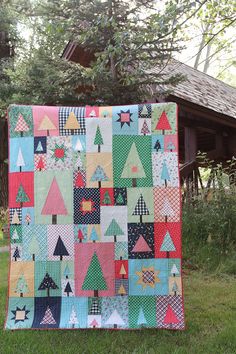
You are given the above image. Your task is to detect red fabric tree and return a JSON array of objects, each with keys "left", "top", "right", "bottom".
[{"left": 155, "top": 111, "right": 171, "bottom": 134}]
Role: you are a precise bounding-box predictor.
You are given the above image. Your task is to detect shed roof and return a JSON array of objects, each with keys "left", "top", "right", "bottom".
[
  {"left": 155, "top": 59, "right": 236, "bottom": 119},
  {"left": 62, "top": 42, "right": 236, "bottom": 119}
]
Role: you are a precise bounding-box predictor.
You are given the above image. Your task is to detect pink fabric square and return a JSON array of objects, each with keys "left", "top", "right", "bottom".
[
  {"left": 33, "top": 106, "right": 59, "bottom": 136},
  {"left": 74, "top": 242, "right": 115, "bottom": 297}
]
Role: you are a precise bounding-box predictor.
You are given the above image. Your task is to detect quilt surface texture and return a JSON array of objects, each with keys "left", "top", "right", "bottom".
[{"left": 5, "top": 103, "right": 184, "bottom": 330}]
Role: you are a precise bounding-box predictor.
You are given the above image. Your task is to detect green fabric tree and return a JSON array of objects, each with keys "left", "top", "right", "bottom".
[
  {"left": 102, "top": 191, "right": 112, "bottom": 205},
  {"left": 94, "top": 126, "right": 103, "bottom": 152},
  {"left": 104, "top": 218, "right": 124, "bottom": 242},
  {"left": 15, "top": 274, "right": 29, "bottom": 297},
  {"left": 121, "top": 143, "right": 146, "bottom": 187},
  {"left": 16, "top": 184, "right": 30, "bottom": 207},
  {"left": 116, "top": 193, "right": 124, "bottom": 205},
  {"left": 82, "top": 252, "right": 107, "bottom": 297}
]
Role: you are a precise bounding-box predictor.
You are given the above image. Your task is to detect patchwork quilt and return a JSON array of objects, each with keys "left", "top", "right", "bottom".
[{"left": 5, "top": 103, "right": 185, "bottom": 330}]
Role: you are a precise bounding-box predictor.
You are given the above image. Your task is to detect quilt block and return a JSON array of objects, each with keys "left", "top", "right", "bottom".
[{"left": 5, "top": 103, "right": 185, "bottom": 330}]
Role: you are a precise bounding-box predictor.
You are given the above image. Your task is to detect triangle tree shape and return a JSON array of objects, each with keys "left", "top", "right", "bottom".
[
  {"left": 160, "top": 231, "right": 176, "bottom": 258},
  {"left": 155, "top": 111, "right": 172, "bottom": 134},
  {"left": 82, "top": 252, "right": 107, "bottom": 297},
  {"left": 121, "top": 142, "right": 146, "bottom": 187},
  {"left": 53, "top": 236, "right": 69, "bottom": 261},
  {"left": 36, "top": 141, "right": 44, "bottom": 152},
  {"left": 16, "top": 148, "right": 25, "bottom": 171},
  {"left": 104, "top": 218, "right": 124, "bottom": 242},
  {"left": 14, "top": 114, "right": 29, "bottom": 135},
  {"left": 132, "top": 235, "right": 152, "bottom": 253},
  {"left": 12, "top": 210, "right": 20, "bottom": 224},
  {"left": 40, "top": 306, "right": 56, "bottom": 325},
  {"left": 163, "top": 304, "right": 180, "bottom": 325},
  {"left": 63, "top": 112, "right": 80, "bottom": 133},
  {"left": 137, "top": 307, "right": 147, "bottom": 326},
  {"left": 105, "top": 309, "right": 125, "bottom": 328},
  {"left": 38, "top": 115, "right": 56, "bottom": 136},
  {"left": 41, "top": 177, "right": 68, "bottom": 224}
]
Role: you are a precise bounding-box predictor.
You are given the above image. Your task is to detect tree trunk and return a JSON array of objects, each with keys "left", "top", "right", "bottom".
[
  {"left": 47, "top": 129, "right": 49, "bottom": 136},
  {"left": 98, "top": 145, "right": 100, "bottom": 153},
  {"left": 114, "top": 324, "right": 117, "bottom": 329},
  {"left": 20, "top": 292, "right": 23, "bottom": 297},
  {"left": 60, "top": 255, "right": 63, "bottom": 261},
  {"left": 94, "top": 289, "right": 98, "bottom": 297},
  {"left": 32, "top": 254, "right": 35, "bottom": 261},
  {"left": 52, "top": 214, "right": 57, "bottom": 224},
  {"left": 140, "top": 215, "right": 143, "bottom": 223},
  {"left": 167, "top": 251, "right": 169, "bottom": 258},
  {"left": 165, "top": 216, "right": 167, "bottom": 223},
  {"left": 165, "top": 179, "right": 167, "bottom": 187},
  {"left": 47, "top": 288, "right": 50, "bottom": 297},
  {"left": 98, "top": 181, "right": 101, "bottom": 188},
  {"left": 114, "top": 235, "right": 117, "bottom": 242},
  {"left": 203, "top": 44, "right": 212, "bottom": 73},
  {"left": 132, "top": 178, "right": 137, "bottom": 187}
]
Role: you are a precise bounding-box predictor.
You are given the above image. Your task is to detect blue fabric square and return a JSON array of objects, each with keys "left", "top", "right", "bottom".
[
  {"left": 10, "top": 137, "right": 34, "bottom": 172},
  {"left": 60, "top": 297, "right": 88, "bottom": 328},
  {"left": 112, "top": 105, "right": 138, "bottom": 135},
  {"left": 129, "top": 258, "right": 168, "bottom": 295}
]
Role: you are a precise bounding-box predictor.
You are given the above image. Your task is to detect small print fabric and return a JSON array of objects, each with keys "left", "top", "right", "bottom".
[{"left": 5, "top": 103, "right": 185, "bottom": 330}]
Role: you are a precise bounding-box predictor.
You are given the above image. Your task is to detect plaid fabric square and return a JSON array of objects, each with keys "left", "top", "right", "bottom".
[{"left": 59, "top": 107, "right": 86, "bottom": 136}]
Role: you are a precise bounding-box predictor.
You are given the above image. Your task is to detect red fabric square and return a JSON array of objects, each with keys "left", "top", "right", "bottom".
[
  {"left": 9, "top": 172, "right": 34, "bottom": 208},
  {"left": 154, "top": 222, "right": 181, "bottom": 258},
  {"left": 100, "top": 188, "right": 114, "bottom": 206},
  {"left": 115, "top": 260, "right": 128, "bottom": 279}
]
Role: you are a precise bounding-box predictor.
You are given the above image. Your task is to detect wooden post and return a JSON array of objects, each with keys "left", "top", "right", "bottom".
[{"left": 184, "top": 127, "right": 197, "bottom": 201}]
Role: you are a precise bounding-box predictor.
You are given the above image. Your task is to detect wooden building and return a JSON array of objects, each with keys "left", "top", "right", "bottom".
[{"left": 62, "top": 42, "right": 236, "bottom": 199}]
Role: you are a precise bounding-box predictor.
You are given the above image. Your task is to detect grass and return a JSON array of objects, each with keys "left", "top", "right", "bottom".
[{"left": 0, "top": 253, "right": 236, "bottom": 354}]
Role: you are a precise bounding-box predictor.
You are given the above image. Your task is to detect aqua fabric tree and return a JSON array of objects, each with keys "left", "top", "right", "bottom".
[
  {"left": 132, "top": 194, "right": 150, "bottom": 223},
  {"left": 82, "top": 252, "right": 107, "bottom": 297},
  {"left": 64, "top": 264, "right": 71, "bottom": 279},
  {"left": 36, "top": 141, "right": 44, "bottom": 152},
  {"left": 172, "top": 281, "right": 179, "bottom": 295},
  {"left": 16, "top": 184, "right": 29, "bottom": 207},
  {"left": 160, "top": 231, "right": 176, "bottom": 258},
  {"left": 104, "top": 218, "right": 124, "bottom": 242},
  {"left": 38, "top": 272, "right": 59, "bottom": 297},
  {"left": 90, "top": 165, "right": 109, "bottom": 188},
  {"left": 137, "top": 308, "right": 147, "bottom": 327},
  {"left": 90, "top": 227, "right": 99, "bottom": 243},
  {"left": 161, "top": 160, "right": 170, "bottom": 187},
  {"left": 53, "top": 236, "right": 69, "bottom": 261},
  {"left": 15, "top": 274, "right": 29, "bottom": 297},
  {"left": 94, "top": 126, "right": 104, "bottom": 152},
  {"left": 28, "top": 235, "right": 40, "bottom": 261},
  {"left": 121, "top": 142, "right": 146, "bottom": 187}
]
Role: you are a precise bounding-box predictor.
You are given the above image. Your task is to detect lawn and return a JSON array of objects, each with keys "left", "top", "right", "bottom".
[{"left": 0, "top": 252, "right": 235, "bottom": 354}]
